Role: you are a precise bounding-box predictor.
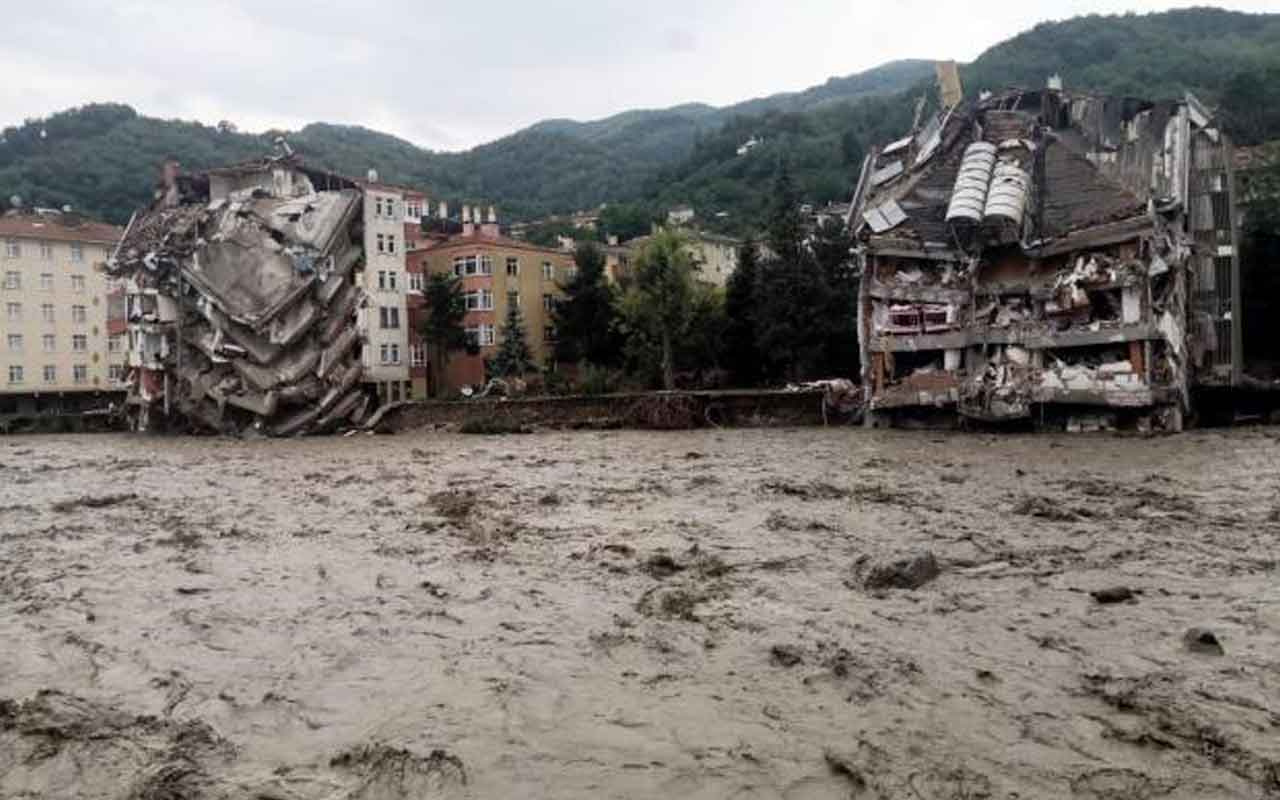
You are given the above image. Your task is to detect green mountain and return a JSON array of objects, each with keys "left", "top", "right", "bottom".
[{"left": 2, "top": 9, "right": 1279, "bottom": 230}]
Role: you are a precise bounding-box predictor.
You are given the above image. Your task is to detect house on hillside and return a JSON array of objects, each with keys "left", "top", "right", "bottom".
[{"left": 849, "top": 85, "right": 1240, "bottom": 432}]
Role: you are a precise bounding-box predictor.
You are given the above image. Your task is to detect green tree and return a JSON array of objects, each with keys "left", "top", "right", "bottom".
[
  {"left": 616, "top": 229, "right": 697, "bottom": 390},
  {"left": 766, "top": 163, "right": 804, "bottom": 265},
  {"left": 809, "top": 218, "right": 860, "bottom": 378},
  {"left": 419, "top": 273, "right": 467, "bottom": 397},
  {"left": 723, "top": 239, "right": 763, "bottom": 385},
  {"left": 490, "top": 301, "right": 535, "bottom": 378},
  {"left": 598, "top": 203, "right": 654, "bottom": 242},
  {"left": 552, "top": 242, "right": 622, "bottom": 367}
]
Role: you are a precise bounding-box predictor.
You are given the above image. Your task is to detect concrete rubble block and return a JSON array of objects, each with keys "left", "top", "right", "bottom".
[{"left": 107, "top": 153, "right": 373, "bottom": 436}]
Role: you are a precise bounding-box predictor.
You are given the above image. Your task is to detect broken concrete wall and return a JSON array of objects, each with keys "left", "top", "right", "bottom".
[{"left": 108, "top": 153, "right": 370, "bottom": 435}]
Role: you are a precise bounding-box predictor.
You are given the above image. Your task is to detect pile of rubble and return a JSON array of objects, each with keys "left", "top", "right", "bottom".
[{"left": 109, "top": 154, "right": 371, "bottom": 435}]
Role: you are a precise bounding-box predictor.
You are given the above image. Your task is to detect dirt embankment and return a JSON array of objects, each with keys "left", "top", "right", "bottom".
[{"left": 1, "top": 428, "right": 1278, "bottom": 798}]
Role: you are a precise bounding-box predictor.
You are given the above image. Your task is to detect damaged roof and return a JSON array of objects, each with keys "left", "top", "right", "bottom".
[{"left": 855, "top": 88, "right": 1169, "bottom": 253}]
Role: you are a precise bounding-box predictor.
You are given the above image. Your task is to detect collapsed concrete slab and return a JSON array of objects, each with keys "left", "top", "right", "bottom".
[
  {"left": 108, "top": 153, "right": 370, "bottom": 435},
  {"left": 849, "top": 82, "right": 1241, "bottom": 432}
]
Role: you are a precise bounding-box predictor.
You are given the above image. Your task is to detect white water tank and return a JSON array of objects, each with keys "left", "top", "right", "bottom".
[
  {"left": 984, "top": 162, "right": 1031, "bottom": 226},
  {"left": 945, "top": 142, "right": 997, "bottom": 224}
]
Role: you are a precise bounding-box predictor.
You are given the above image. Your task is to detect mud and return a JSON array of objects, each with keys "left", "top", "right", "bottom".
[{"left": 2, "top": 427, "right": 1279, "bottom": 798}]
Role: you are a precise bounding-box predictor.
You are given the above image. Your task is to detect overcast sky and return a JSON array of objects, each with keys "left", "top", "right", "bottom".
[{"left": 1, "top": 1, "right": 1274, "bottom": 151}]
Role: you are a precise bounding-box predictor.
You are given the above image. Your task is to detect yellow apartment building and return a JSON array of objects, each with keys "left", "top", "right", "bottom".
[
  {"left": 416, "top": 224, "right": 575, "bottom": 393},
  {"left": 1, "top": 209, "right": 124, "bottom": 417}
]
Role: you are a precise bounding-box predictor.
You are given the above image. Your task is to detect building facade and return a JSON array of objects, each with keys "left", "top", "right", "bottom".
[
  {"left": 416, "top": 223, "right": 574, "bottom": 394},
  {"left": 358, "top": 180, "right": 419, "bottom": 404},
  {"left": 1, "top": 209, "right": 124, "bottom": 418},
  {"left": 626, "top": 229, "right": 741, "bottom": 288}
]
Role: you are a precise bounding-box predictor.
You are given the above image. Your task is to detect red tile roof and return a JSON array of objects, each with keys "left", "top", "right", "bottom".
[
  {"left": 420, "top": 232, "right": 572, "bottom": 258},
  {"left": 0, "top": 214, "right": 123, "bottom": 246}
]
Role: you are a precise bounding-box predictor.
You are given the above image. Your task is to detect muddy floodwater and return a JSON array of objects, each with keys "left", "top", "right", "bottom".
[{"left": 2, "top": 427, "right": 1279, "bottom": 799}]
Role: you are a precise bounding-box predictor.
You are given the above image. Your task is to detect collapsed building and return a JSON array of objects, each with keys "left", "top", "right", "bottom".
[
  {"left": 849, "top": 84, "right": 1241, "bottom": 431},
  {"left": 108, "top": 154, "right": 372, "bottom": 435}
]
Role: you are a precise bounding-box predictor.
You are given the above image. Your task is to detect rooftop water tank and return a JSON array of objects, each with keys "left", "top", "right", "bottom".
[
  {"left": 945, "top": 142, "right": 997, "bottom": 224},
  {"left": 984, "top": 161, "right": 1031, "bottom": 226}
]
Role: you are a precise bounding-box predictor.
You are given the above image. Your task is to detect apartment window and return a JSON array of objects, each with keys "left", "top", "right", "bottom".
[
  {"left": 43, "top": 365, "right": 57, "bottom": 384},
  {"left": 542, "top": 261, "right": 554, "bottom": 281},
  {"left": 507, "top": 290, "right": 519, "bottom": 308},
  {"left": 388, "top": 271, "right": 398, "bottom": 291},
  {"left": 464, "top": 325, "right": 479, "bottom": 347},
  {"left": 464, "top": 289, "right": 494, "bottom": 311},
  {"left": 7, "top": 333, "right": 22, "bottom": 352},
  {"left": 4, "top": 271, "right": 19, "bottom": 290},
  {"left": 40, "top": 273, "right": 53, "bottom": 291},
  {"left": 479, "top": 323, "right": 495, "bottom": 346},
  {"left": 42, "top": 334, "right": 56, "bottom": 352},
  {"left": 379, "top": 306, "right": 401, "bottom": 329},
  {"left": 109, "top": 364, "right": 124, "bottom": 383},
  {"left": 70, "top": 275, "right": 85, "bottom": 293},
  {"left": 70, "top": 243, "right": 84, "bottom": 263},
  {"left": 543, "top": 293, "right": 555, "bottom": 312},
  {"left": 8, "top": 365, "right": 23, "bottom": 384},
  {"left": 72, "top": 305, "right": 87, "bottom": 324},
  {"left": 108, "top": 335, "right": 122, "bottom": 353},
  {"left": 379, "top": 343, "right": 401, "bottom": 365},
  {"left": 506, "top": 257, "right": 520, "bottom": 276},
  {"left": 41, "top": 303, "right": 54, "bottom": 323},
  {"left": 40, "top": 241, "right": 53, "bottom": 260},
  {"left": 375, "top": 198, "right": 384, "bottom": 217},
  {"left": 410, "top": 344, "right": 426, "bottom": 366},
  {"left": 72, "top": 334, "right": 88, "bottom": 352},
  {"left": 4, "top": 240, "right": 19, "bottom": 258},
  {"left": 387, "top": 235, "right": 397, "bottom": 255},
  {"left": 566, "top": 266, "right": 579, "bottom": 282},
  {"left": 385, "top": 199, "right": 396, "bottom": 219},
  {"left": 480, "top": 255, "right": 493, "bottom": 275},
  {"left": 73, "top": 365, "right": 88, "bottom": 385},
  {"left": 5, "top": 302, "right": 20, "bottom": 321},
  {"left": 408, "top": 273, "right": 424, "bottom": 292},
  {"left": 376, "top": 233, "right": 386, "bottom": 254},
  {"left": 377, "top": 270, "right": 387, "bottom": 290},
  {"left": 453, "top": 255, "right": 481, "bottom": 277}
]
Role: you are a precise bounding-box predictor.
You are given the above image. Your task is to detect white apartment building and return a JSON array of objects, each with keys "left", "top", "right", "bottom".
[
  {"left": 0, "top": 209, "right": 124, "bottom": 415},
  {"left": 358, "top": 179, "right": 417, "bottom": 403}
]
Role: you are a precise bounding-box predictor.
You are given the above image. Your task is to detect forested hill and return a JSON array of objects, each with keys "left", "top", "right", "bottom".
[{"left": 2, "top": 8, "right": 1279, "bottom": 229}]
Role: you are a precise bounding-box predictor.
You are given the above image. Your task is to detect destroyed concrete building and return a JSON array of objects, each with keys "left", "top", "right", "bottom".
[
  {"left": 850, "top": 84, "right": 1241, "bottom": 431},
  {"left": 108, "top": 155, "right": 374, "bottom": 435}
]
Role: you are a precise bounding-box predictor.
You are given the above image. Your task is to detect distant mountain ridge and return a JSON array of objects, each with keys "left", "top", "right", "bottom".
[{"left": 2, "top": 9, "right": 1279, "bottom": 229}]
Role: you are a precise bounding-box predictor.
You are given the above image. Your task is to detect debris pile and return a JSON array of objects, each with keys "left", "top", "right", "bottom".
[{"left": 108, "top": 154, "right": 369, "bottom": 435}]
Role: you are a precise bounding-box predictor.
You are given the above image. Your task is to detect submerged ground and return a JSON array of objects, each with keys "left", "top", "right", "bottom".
[{"left": 1, "top": 427, "right": 1278, "bottom": 799}]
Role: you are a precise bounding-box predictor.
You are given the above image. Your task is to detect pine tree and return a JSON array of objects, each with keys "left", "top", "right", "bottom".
[
  {"left": 724, "top": 239, "right": 762, "bottom": 386},
  {"left": 419, "top": 273, "right": 467, "bottom": 397},
  {"left": 552, "top": 242, "right": 622, "bottom": 367},
  {"left": 491, "top": 301, "right": 535, "bottom": 378}
]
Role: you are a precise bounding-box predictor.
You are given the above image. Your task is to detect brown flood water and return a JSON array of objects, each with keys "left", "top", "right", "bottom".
[{"left": 1, "top": 427, "right": 1279, "bottom": 799}]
